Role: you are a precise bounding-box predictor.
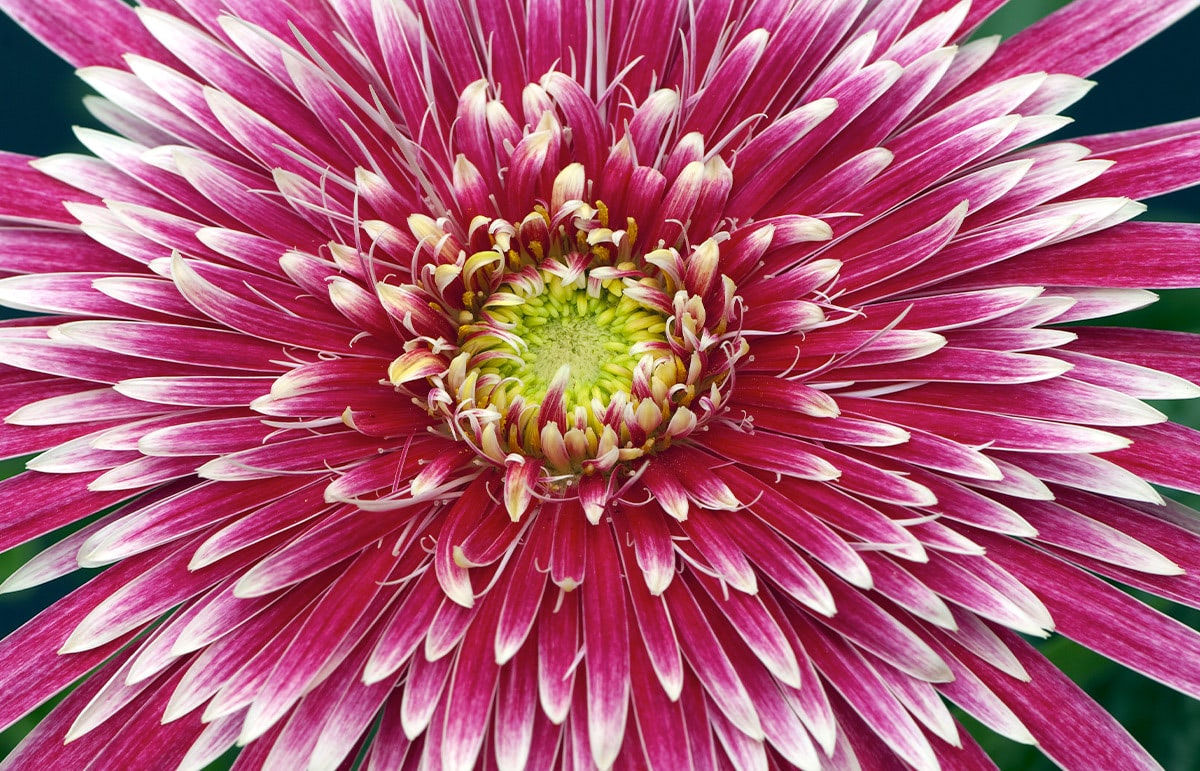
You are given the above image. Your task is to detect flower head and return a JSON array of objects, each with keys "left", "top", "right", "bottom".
[{"left": 0, "top": 0, "right": 1199, "bottom": 769}]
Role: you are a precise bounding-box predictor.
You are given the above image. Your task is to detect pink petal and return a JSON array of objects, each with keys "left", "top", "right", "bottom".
[
  {"left": 796, "top": 615, "right": 939, "bottom": 771},
  {"left": 440, "top": 599, "right": 503, "bottom": 771},
  {"left": 580, "top": 526, "right": 630, "bottom": 769},
  {"left": 0, "top": 0, "right": 174, "bottom": 67},
  {"left": 665, "top": 578, "right": 763, "bottom": 742},
  {"left": 536, "top": 586, "right": 580, "bottom": 725},
  {"left": 959, "top": 627, "right": 1160, "bottom": 770},
  {"left": 239, "top": 542, "right": 396, "bottom": 743}
]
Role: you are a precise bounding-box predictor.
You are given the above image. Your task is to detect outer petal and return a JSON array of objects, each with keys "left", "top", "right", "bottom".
[
  {"left": 0, "top": 0, "right": 174, "bottom": 68},
  {"left": 955, "top": 0, "right": 1200, "bottom": 85}
]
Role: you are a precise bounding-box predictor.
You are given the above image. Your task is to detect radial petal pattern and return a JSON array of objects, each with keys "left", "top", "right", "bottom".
[{"left": 1, "top": 0, "right": 1199, "bottom": 769}]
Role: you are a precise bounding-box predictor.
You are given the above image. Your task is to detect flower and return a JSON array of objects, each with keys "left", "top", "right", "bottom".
[{"left": 0, "top": 0, "right": 1199, "bottom": 768}]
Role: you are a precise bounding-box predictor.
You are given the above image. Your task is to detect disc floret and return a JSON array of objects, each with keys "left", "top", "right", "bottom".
[{"left": 459, "top": 270, "right": 672, "bottom": 416}]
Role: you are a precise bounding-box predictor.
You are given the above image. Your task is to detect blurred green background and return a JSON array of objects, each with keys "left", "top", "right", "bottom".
[{"left": 0, "top": 1, "right": 1198, "bottom": 768}]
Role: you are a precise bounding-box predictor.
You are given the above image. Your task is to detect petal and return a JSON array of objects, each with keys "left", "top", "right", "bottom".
[
  {"left": 0, "top": 0, "right": 173, "bottom": 67},
  {"left": 959, "top": 627, "right": 1161, "bottom": 771}
]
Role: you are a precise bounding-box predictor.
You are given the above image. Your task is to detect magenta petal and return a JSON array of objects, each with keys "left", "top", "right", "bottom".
[
  {"left": 814, "top": 569, "right": 953, "bottom": 683},
  {"left": 177, "top": 714, "right": 242, "bottom": 771},
  {"left": 613, "top": 514, "right": 684, "bottom": 700},
  {"left": 364, "top": 571, "right": 442, "bottom": 687},
  {"left": 440, "top": 599, "right": 502, "bottom": 771},
  {"left": 434, "top": 476, "right": 492, "bottom": 608},
  {"left": 679, "top": 507, "right": 758, "bottom": 594},
  {"left": 859, "top": 553, "right": 956, "bottom": 629},
  {"left": 239, "top": 542, "right": 396, "bottom": 743},
  {"left": 400, "top": 638, "right": 452, "bottom": 741},
  {"left": 960, "top": 627, "right": 1160, "bottom": 770},
  {"left": 493, "top": 517, "right": 551, "bottom": 665},
  {"left": 79, "top": 477, "right": 304, "bottom": 566},
  {"left": 797, "top": 615, "right": 939, "bottom": 771},
  {"left": 361, "top": 698, "right": 414, "bottom": 771},
  {"left": 665, "top": 579, "right": 763, "bottom": 742},
  {"left": 580, "top": 526, "right": 630, "bottom": 769},
  {"left": 0, "top": 509, "right": 121, "bottom": 594},
  {"left": 0, "top": 651, "right": 129, "bottom": 767},
  {"left": 721, "top": 467, "right": 871, "bottom": 589},
  {"left": 0, "top": 568, "right": 144, "bottom": 732},
  {"left": 1078, "top": 129, "right": 1200, "bottom": 201},
  {"left": 612, "top": 503, "right": 676, "bottom": 595},
  {"left": 980, "top": 533, "right": 1200, "bottom": 699},
  {"left": 691, "top": 570, "right": 802, "bottom": 688},
  {"left": 0, "top": 472, "right": 129, "bottom": 553},
  {"left": 231, "top": 504, "right": 401, "bottom": 597},
  {"left": 0, "top": 0, "right": 175, "bottom": 67},
  {"left": 62, "top": 531, "right": 278, "bottom": 655},
  {"left": 1045, "top": 493, "right": 1200, "bottom": 611},
  {"left": 42, "top": 666, "right": 204, "bottom": 771},
  {"left": 964, "top": 0, "right": 1199, "bottom": 88},
  {"left": 964, "top": 222, "right": 1200, "bottom": 289},
  {"left": 493, "top": 638, "right": 539, "bottom": 771},
  {"left": 536, "top": 587, "right": 580, "bottom": 725},
  {"left": 628, "top": 640, "right": 694, "bottom": 771},
  {"left": 161, "top": 577, "right": 275, "bottom": 665},
  {"left": 1104, "top": 423, "right": 1200, "bottom": 496},
  {"left": 1064, "top": 327, "right": 1200, "bottom": 389}
]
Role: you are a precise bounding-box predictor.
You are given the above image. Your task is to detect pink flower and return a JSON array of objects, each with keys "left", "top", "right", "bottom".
[{"left": 0, "top": 0, "right": 1199, "bottom": 768}]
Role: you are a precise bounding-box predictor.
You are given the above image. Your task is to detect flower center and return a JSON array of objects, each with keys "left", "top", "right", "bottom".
[
  {"left": 379, "top": 166, "right": 751, "bottom": 518},
  {"left": 460, "top": 269, "right": 671, "bottom": 419},
  {"left": 434, "top": 208, "right": 703, "bottom": 482}
]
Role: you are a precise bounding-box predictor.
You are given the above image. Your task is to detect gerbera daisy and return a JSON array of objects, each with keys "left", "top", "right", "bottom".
[{"left": 0, "top": 0, "right": 1199, "bottom": 768}]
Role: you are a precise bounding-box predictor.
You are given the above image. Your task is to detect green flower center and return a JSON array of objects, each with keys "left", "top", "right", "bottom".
[{"left": 461, "top": 271, "right": 671, "bottom": 416}]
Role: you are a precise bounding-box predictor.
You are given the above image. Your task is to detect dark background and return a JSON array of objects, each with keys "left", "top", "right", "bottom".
[{"left": 0, "top": 2, "right": 1198, "bottom": 767}]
